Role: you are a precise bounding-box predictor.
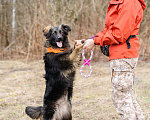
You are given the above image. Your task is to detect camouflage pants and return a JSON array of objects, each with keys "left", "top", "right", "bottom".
[{"left": 110, "top": 58, "right": 145, "bottom": 120}]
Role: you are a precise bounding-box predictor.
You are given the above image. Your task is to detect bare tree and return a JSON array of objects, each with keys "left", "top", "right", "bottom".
[{"left": 0, "top": 0, "right": 149, "bottom": 61}]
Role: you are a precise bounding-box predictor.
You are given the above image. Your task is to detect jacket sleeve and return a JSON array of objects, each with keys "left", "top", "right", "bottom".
[{"left": 94, "top": 1, "right": 141, "bottom": 46}]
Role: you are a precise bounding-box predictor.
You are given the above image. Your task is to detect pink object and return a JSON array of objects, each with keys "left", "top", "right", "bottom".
[{"left": 83, "top": 59, "right": 91, "bottom": 66}]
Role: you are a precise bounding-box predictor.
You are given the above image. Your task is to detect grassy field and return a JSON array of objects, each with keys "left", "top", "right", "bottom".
[{"left": 0, "top": 60, "right": 150, "bottom": 120}]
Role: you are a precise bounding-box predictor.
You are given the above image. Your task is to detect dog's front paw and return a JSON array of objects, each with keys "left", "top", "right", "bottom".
[
  {"left": 74, "top": 44, "right": 84, "bottom": 52},
  {"left": 69, "top": 44, "right": 84, "bottom": 70}
]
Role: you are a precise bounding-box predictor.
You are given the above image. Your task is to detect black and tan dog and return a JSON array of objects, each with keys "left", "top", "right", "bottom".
[{"left": 25, "top": 24, "right": 84, "bottom": 120}]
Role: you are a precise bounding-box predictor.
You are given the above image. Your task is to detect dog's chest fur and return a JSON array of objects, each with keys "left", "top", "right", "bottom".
[
  {"left": 44, "top": 51, "right": 74, "bottom": 75},
  {"left": 43, "top": 50, "right": 75, "bottom": 101}
]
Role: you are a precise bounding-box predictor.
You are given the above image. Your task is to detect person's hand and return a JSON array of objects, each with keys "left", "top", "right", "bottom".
[
  {"left": 74, "top": 40, "right": 83, "bottom": 48},
  {"left": 83, "top": 39, "right": 94, "bottom": 51}
]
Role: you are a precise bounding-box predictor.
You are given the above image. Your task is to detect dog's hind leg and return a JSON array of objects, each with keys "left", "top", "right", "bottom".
[
  {"left": 40, "top": 116, "right": 43, "bottom": 120},
  {"left": 25, "top": 106, "right": 43, "bottom": 119},
  {"left": 53, "top": 92, "right": 72, "bottom": 120}
]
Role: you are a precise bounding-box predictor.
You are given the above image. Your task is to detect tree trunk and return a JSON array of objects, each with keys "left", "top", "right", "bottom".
[{"left": 12, "top": 0, "right": 16, "bottom": 42}]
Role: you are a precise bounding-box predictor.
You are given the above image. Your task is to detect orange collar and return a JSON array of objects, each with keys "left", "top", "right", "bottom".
[{"left": 47, "top": 47, "right": 69, "bottom": 53}]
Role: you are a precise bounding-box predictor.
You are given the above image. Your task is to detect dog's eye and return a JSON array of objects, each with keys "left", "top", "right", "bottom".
[
  {"left": 59, "top": 30, "right": 62, "bottom": 34},
  {"left": 54, "top": 31, "right": 57, "bottom": 34}
]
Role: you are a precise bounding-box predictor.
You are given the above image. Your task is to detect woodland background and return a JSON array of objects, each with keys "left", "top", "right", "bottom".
[
  {"left": 0, "top": 1, "right": 150, "bottom": 119},
  {"left": 0, "top": 0, "right": 150, "bottom": 61}
]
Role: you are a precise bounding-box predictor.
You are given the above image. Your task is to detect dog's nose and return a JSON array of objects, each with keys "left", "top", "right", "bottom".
[
  {"left": 57, "top": 36, "right": 62, "bottom": 41},
  {"left": 58, "top": 36, "right": 61, "bottom": 39}
]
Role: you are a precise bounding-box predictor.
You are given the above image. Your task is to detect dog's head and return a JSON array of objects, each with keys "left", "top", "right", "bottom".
[{"left": 43, "top": 24, "right": 71, "bottom": 49}]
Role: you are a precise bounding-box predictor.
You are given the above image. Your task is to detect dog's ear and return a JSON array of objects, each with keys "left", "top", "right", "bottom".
[
  {"left": 61, "top": 24, "right": 71, "bottom": 35},
  {"left": 43, "top": 26, "right": 53, "bottom": 39}
]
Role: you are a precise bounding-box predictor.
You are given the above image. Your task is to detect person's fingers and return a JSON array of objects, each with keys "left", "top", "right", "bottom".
[
  {"left": 74, "top": 40, "right": 82, "bottom": 48},
  {"left": 77, "top": 40, "right": 82, "bottom": 45},
  {"left": 83, "top": 40, "right": 94, "bottom": 51},
  {"left": 83, "top": 45, "right": 89, "bottom": 51},
  {"left": 86, "top": 47, "right": 91, "bottom": 51},
  {"left": 83, "top": 46, "right": 85, "bottom": 49},
  {"left": 83, "top": 44, "right": 87, "bottom": 50},
  {"left": 74, "top": 44, "right": 77, "bottom": 48},
  {"left": 75, "top": 39, "right": 94, "bottom": 50}
]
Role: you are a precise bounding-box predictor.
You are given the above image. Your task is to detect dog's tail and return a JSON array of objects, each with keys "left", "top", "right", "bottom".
[{"left": 25, "top": 106, "right": 43, "bottom": 119}]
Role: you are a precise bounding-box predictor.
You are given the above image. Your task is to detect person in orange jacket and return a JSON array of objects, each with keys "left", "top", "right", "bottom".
[{"left": 76, "top": 0, "right": 146, "bottom": 119}]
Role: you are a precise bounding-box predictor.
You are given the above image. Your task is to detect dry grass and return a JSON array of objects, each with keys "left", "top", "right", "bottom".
[{"left": 0, "top": 60, "right": 150, "bottom": 120}]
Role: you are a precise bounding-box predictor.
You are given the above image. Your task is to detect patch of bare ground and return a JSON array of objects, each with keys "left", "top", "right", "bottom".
[{"left": 0, "top": 60, "right": 150, "bottom": 120}]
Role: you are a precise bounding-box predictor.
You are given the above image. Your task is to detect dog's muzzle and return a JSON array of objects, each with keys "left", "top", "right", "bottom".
[{"left": 55, "top": 36, "right": 63, "bottom": 42}]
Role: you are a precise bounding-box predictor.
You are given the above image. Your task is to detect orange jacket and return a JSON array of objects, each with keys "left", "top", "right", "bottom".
[{"left": 94, "top": 0, "right": 146, "bottom": 60}]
